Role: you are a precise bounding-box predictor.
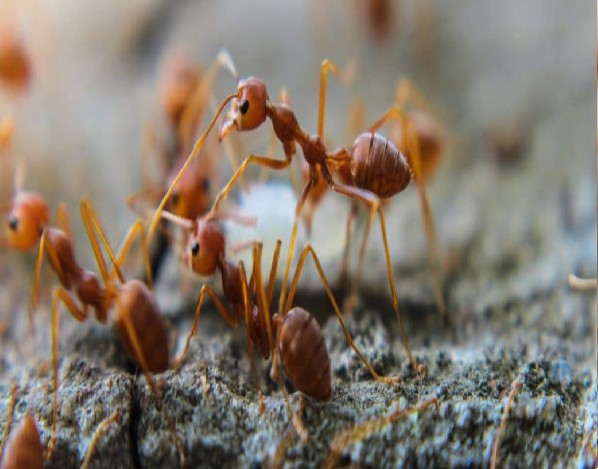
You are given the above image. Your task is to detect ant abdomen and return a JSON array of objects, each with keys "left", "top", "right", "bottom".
[
  {"left": 114, "top": 279, "right": 169, "bottom": 373},
  {"left": 0, "top": 413, "right": 44, "bottom": 469},
  {"left": 350, "top": 132, "right": 412, "bottom": 199},
  {"left": 276, "top": 307, "right": 331, "bottom": 401}
]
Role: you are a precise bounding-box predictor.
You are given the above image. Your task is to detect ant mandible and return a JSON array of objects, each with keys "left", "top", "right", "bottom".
[
  {"left": 148, "top": 56, "right": 436, "bottom": 372},
  {"left": 30, "top": 199, "right": 187, "bottom": 467},
  {"left": 0, "top": 383, "right": 119, "bottom": 468}
]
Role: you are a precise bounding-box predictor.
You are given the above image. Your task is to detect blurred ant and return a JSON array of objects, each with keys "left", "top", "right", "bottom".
[
  {"left": 29, "top": 199, "right": 187, "bottom": 467},
  {"left": 0, "top": 117, "right": 50, "bottom": 252},
  {"left": 0, "top": 383, "right": 118, "bottom": 468},
  {"left": 149, "top": 56, "right": 440, "bottom": 372},
  {"left": 166, "top": 203, "right": 402, "bottom": 440},
  {"left": 131, "top": 51, "right": 240, "bottom": 280},
  {"left": 322, "top": 396, "right": 439, "bottom": 469},
  {"left": 337, "top": 79, "right": 445, "bottom": 314},
  {"left": 0, "top": 15, "right": 31, "bottom": 93}
]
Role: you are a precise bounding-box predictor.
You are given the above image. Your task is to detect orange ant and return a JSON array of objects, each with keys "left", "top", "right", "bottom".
[
  {"left": 149, "top": 57, "right": 441, "bottom": 372},
  {"left": 0, "top": 117, "right": 50, "bottom": 253},
  {"left": 165, "top": 208, "right": 401, "bottom": 441},
  {"left": 29, "top": 199, "right": 187, "bottom": 467},
  {"left": 0, "top": 383, "right": 118, "bottom": 468},
  {"left": 0, "top": 16, "right": 31, "bottom": 93}
]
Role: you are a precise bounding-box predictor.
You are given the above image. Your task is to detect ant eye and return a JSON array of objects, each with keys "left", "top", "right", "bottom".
[
  {"left": 191, "top": 241, "right": 200, "bottom": 256},
  {"left": 7, "top": 214, "right": 18, "bottom": 231},
  {"left": 239, "top": 99, "right": 250, "bottom": 115},
  {"left": 201, "top": 177, "right": 210, "bottom": 192},
  {"left": 171, "top": 192, "right": 180, "bottom": 206}
]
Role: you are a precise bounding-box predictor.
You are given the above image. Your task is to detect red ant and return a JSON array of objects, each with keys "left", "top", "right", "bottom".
[
  {"left": 29, "top": 199, "right": 187, "bottom": 467},
  {"left": 0, "top": 15, "right": 31, "bottom": 93},
  {"left": 0, "top": 383, "right": 118, "bottom": 468},
  {"left": 165, "top": 209, "right": 400, "bottom": 441},
  {"left": 0, "top": 117, "right": 50, "bottom": 253},
  {"left": 149, "top": 57, "right": 442, "bottom": 372}
]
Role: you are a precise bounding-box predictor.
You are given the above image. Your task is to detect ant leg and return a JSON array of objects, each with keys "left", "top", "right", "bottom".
[
  {"left": 209, "top": 153, "right": 293, "bottom": 215},
  {"left": 490, "top": 379, "right": 522, "bottom": 469},
  {"left": 79, "top": 199, "right": 122, "bottom": 285},
  {"left": 395, "top": 77, "right": 437, "bottom": 114},
  {"left": 265, "top": 239, "right": 282, "bottom": 311},
  {"left": 369, "top": 106, "right": 446, "bottom": 316},
  {"left": 238, "top": 261, "right": 265, "bottom": 414},
  {"left": 55, "top": 202, "right": 72, "bottom": 241},
  {"left": 119, "top": 311, "right": 188, "bottom": 469},
  {"left": 339, "top": 200, "right": 358, "bottom": 290},
  {"left": 278, "top": 176, "right": 315, "bottom": 317},
  {"left": 269, "top": 343, "right": 309, "bottom": 443},
  {"left": 317, "top": 58, "right": 356, "bottom": 138},
  {"left": 0, "top": 116, "right": 13, "bottom": 148},
  {"left": 172, "top": 284, "right": 237, "bottom": 368},
  {"left": 178, "top": 50, "right": 239, "bottom": 150},
  {"left": 568, "top": 274, "right": 597, "bottom": 292},
  {"left": 0, "top": 383, "right": 18, "bottom": 460},
  {"left": 330, "top": 182, "right": 421, "bottom": 372},
  {"left": 30, "top": 229, "right": 67, "bottom": 311},
  {"left": 109, "top": 220, "right": 153, "bottom": 288},
  {"left": 252, "top": 242, "right": 274, "bottom": 352},
  {"left": 271, "top": 428, "right": 296, "bottom": 469},
  {"left": 80, "top": 410, "right": 119, "bottom": 469},
  {"left": 47, "top": 287, "right": 88, "bottom": 461},
  {"left": 284, "top": 243, "right": 400, "bottom": 385},
  {"left": 148, "top": 92, "right": 237, "bottom": 241},
  {"left": 323, "top": 397, "right": 439, "bottom": 469}
]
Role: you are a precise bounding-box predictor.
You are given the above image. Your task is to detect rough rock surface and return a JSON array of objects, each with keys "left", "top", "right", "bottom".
[{"left": 0, "top": 0, "right": 595, "bottom": 468}]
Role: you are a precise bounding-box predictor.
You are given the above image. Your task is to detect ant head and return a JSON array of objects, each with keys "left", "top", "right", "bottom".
[
  {"left": 185, "top": 218, "right": 225, "bottom": 276},
  {"left": 220, "top": 77, "right": 269, "bottom": 139},
  {"left": 5, "top": 192, "right": 49, "bottom": 250}
]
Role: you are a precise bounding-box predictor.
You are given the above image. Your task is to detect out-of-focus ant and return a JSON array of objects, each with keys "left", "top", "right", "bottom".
[
  {"left": 149, "top": 56, "right": 441, "bottom": 372},
  {"left": 30, "top": 199, "right": 187, "bottom": 467},
  {"left": 0, "top": 117, "right": 50, "bottom": 253},
  {"left": 0, "top": 383, "right": 118, "bottom": 468},
  {"left": 166, "top": 206, "right": 401, "bottom": 441},
  {"left": 0, "top": 15, "right": 31, "bottom": 93},
  {"left": 131, "top": 51, "right": 240, "bottom": 281}
]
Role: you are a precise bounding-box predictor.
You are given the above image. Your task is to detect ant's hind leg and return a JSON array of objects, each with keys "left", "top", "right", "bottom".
[
  {"left": 323, "top": 397, "right": 439, "bottom": 469},
  {"left": 330, "top": 182, "right": 421, "bottom": 373},
  {"left": 0, "top": 383, "right": 18, "bottom": 460},
  {"left": 80, "top": 410, "right": 119, "bottom": 469},
  {"left": 284, "top": 243, "right": 400, "bottom": 385}
]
